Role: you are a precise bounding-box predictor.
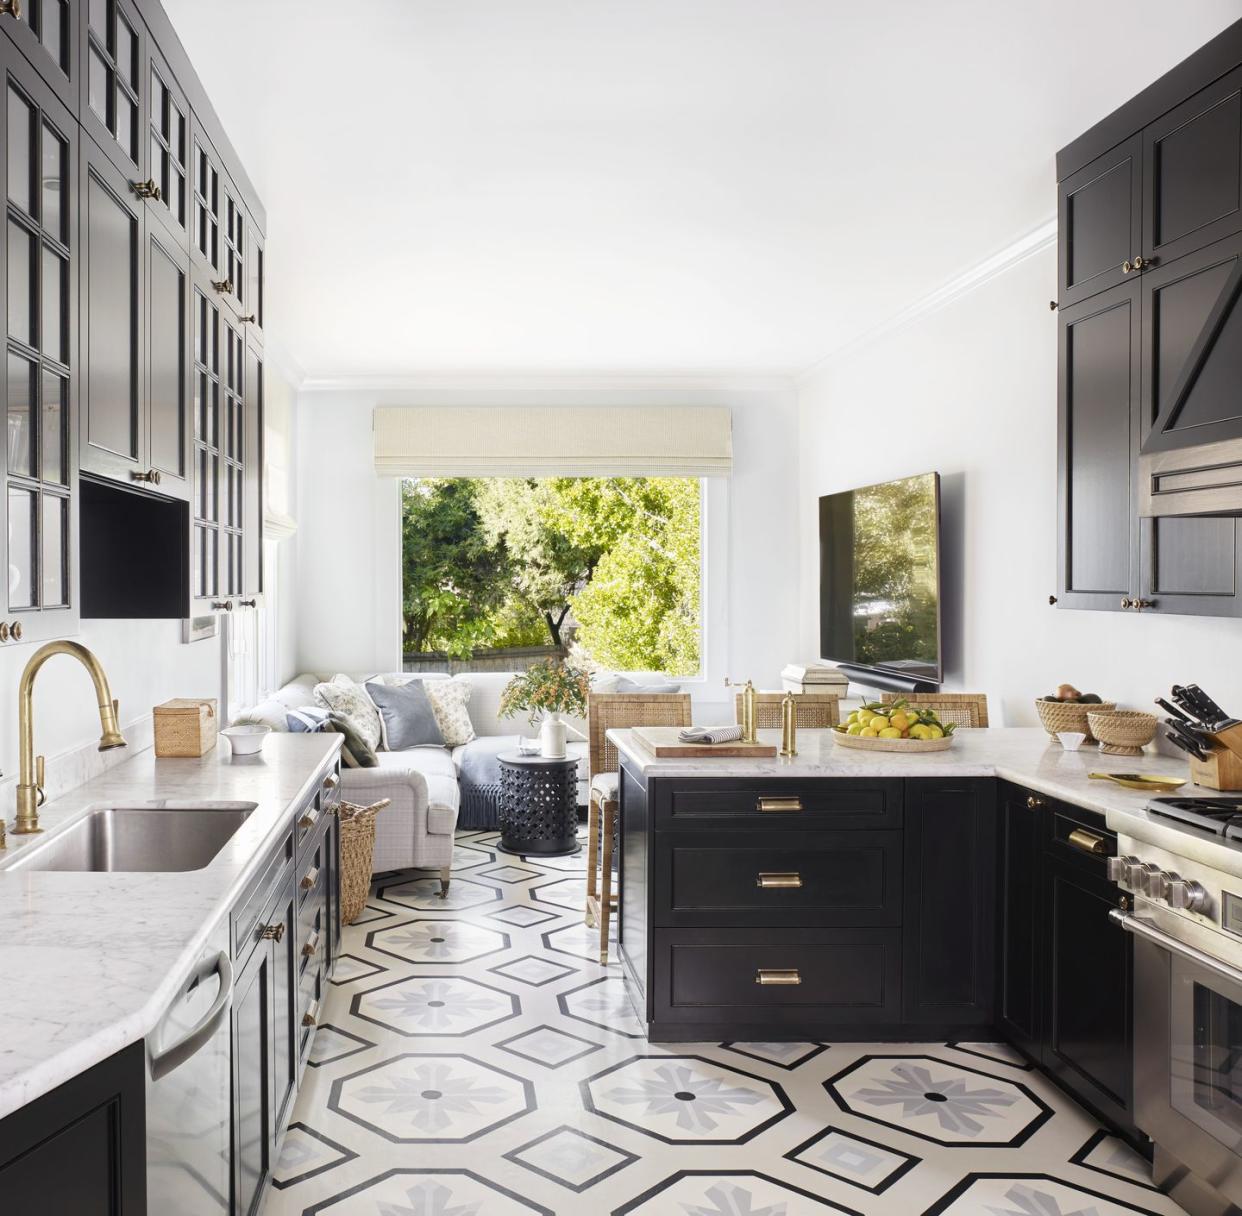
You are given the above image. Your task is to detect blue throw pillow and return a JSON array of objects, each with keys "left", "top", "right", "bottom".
[
  {"left": 366, "top": 679, "right": 446, "bottom": 750},
  {"left": 287, "top": 706, "right": 331, "bottom": 733}
]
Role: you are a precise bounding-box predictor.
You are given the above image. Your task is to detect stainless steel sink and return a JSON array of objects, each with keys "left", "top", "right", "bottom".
[{"left": 4, "top": 804, "right": 257, "bottom": 872}]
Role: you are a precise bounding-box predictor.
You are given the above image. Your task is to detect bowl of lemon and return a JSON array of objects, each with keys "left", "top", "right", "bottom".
[{"left": 832, "top": 700, "right": 957, "bottom": 752}]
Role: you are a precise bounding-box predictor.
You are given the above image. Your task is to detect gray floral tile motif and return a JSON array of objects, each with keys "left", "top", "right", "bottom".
[
  {"left": 541, "top": 920, "right": 618, "bottom": 965},
  {"left": 583, "top": 1055, "right": 792, "bottom": 1144},
  {"left": 827, "top": 1055, "right": 1052, "bottom": 1148},
  {"left": 449, "top": 843, "right": 494, "bottom": 869},
  {"left": 302, "top": 1168, "right": 553, "bottom": 1215},
  {"left": 615, "top": 1170, "right": 852, "bottom": 1215},
  {"left": 380, "top": 874, "right": 501, "bottom": 910},
  {"left": 271, "top": 1122, "right": 357, "bottom": 1189},
  {"left": 495, "top": 1024, "right": 603, "bottom": 1069},
  {"left": 352, "top": 974, "right": 519, "bottom": 1037},
  {"left": 487, "top": 953, "right": 577, "bottom": 987},
  {"left": 486, "top": 904, "right": 562, "bottom": 928},
  {"left": 784, "top": 1126, "right": 918, "bottom": 1194},
  {"left": 558, "top": 975, "right": 643, "bottom": 1038},
  {"left": 327, "top": 953, "right": 384, "bottom": 987},
  {"left": 530, "top": 875, "right": 589, "bottom": 910},
  {"left": 307, "top": 1023, "right": 373, "bottom": 1069},
  {"left": 924, "top": 1173, "right": 1178, "bottom": 1216},
  {"left": 367, "top": 918, "right": 510, "bottom": 965},
  {"left": 477, "top": 863, "right": 542, "bottom": 884},
  {"left": 1070, "top": 1129, "right": 1160, "bottom": 1190},
  {"left": 504, "top": 1125, "right": 637, "bottom": 1192},
  {"left": 329, "top": 1054, "right": 534, "bottom": 1144},
  {"left": 722, "top": 1042, "right": 827, "bottom": 1070}
]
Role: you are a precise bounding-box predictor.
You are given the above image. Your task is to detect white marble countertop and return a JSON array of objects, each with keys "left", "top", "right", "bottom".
[
  {"left": 0, "top": 732, "right": 341, "bottom": 1119},
  {"left": 610, "top": 725, "right": 1242, "bottom": 877}
]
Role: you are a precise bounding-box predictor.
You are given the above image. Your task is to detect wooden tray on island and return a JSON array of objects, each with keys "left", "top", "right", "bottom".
[
  {"left": 630, "top": 727, "right": 778, "bottom": 759},
  {"left": 832, "top": 729, "right": 954, "bottom": 754}
]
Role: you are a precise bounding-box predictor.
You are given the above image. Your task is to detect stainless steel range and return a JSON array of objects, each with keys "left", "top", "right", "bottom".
[{"left": 1111, "top": 794, "right": 1242, "bottom": 1216}]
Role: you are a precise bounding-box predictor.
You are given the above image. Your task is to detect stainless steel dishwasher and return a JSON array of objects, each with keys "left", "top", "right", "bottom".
[{"left": 146, "top": 920, "right": 233, "bottom": 1216}]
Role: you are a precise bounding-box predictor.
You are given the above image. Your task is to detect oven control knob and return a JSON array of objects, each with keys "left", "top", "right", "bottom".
[
  {"left": 1123, "top": 858, "right": 1148, "bottom": 887},
  {"left": 1143, "top": 868, "right": 1172, "bottom": 900},
  {"left": 1168, "top": 879, "right": 1209, "bottom": 914},
  {"left": 1106, "top": 855, "right": 1135, "bottom": 883}
]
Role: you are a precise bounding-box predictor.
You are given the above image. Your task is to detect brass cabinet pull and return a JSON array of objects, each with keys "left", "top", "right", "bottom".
[
  {"left": 0, "top": 1, "right": 23, "bottom": 20},
  {"left": 756, "top": 872, "right": 803, "bottom": 889},
  {"left": 132, "top": 178, "right": 162, "bottom": 201},
  {"left": 299, "top": 806, "right": 320, "bottom": 831},
  {"left": 210, "top": 600, "right": 233, "bottom": 611},
  {"left": 212, "top": 277, "right": 234, "bottom": 294},
  {"left": 239, "top": 313, "right": 256, "bottom": 323},
  {"left": 323, "top": 772, "right": 340, "bottom": 790},
  {"left": 302, "top": 929, "right": 320, "bottom": 958},
  {"left": 302, "top": 998, "right": 320, "bottom": 1027},
  {"left": 756, "top": 796, "right": 803, "bottom": 814},
  {"left": 300, "top": 865, "right": 320, "bottom": 891},
  {"left": 755, "top": 968, "right": 802, "bottom": 986},
  {"left": 1026, "top": 794, "right": 1045, "bottom": 810},
  {"left": 238, "top": 598, "right": 257, "bottom": 608},
  {"left": 1067, "top": 827, "right": 1108, "bottom": 856},
  {"left": 260, "top": 922, "right": 284, "bottom": 942}
]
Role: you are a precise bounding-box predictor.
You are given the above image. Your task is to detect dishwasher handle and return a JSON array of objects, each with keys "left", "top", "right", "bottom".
[{"left": 149, "top": 951, "right": 233, "bottom": 1082}]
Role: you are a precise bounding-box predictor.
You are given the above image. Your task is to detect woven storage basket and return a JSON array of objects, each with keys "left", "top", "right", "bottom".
[
  {"left": 338, "top": 798, "right": 391, "bottom": 925},
  {"left": 1087, "top": 709, "right": 1158, "bottom": 756},
  {"left": 154, "top": 698, "right": 218, "bottom": 757},
  {"left": 1035, "top": 698, "right": 1117, "bottom": 742}
]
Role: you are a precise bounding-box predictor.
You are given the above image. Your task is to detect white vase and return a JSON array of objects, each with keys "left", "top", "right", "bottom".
[{"left": 540, "top": 711, "right": 567, "bottom": 758}]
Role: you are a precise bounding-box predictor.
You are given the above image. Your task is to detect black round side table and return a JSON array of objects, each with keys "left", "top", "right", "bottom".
[{"left": 496, "top": 752, "right": 581, "bottom": 857}]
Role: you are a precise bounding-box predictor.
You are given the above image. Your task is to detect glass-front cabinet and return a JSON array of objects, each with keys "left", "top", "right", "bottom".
[
  {"left": 81, "top": 0, "right": 143, "bottom": 177},
  {"left": 1, "top": 39, "right": 77, "bottom": 640},
  {"left": 145, "top": 38, "right": 187, "bottom": 245},
  {"left": 0, "top": 0, "right": 76, "bottom": 112}
]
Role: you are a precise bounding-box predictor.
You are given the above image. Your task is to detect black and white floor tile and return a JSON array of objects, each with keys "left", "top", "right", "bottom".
[{"left": 263, "top": 829, "right": 1186, "bottom": 1216}]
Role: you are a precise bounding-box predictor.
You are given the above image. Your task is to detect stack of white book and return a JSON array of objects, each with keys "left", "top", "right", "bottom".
[{"left": 780, "top": 662, "right": 851, "bottom": 694}]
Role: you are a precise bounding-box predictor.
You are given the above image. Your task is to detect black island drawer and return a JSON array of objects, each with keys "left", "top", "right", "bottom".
[
  {"left": 654, "top": 927, "right": 902, "bottom": 1026},
  {"left": 658, "top": 831, "right": 901, "bottom": 926},
  {"left": 656, "top": 778, "right": 901, "bottom": 831}
]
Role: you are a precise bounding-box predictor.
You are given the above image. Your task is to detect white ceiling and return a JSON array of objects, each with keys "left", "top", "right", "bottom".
[{"left": 164, "top": 0, "right": 1242, "bottom": 380}]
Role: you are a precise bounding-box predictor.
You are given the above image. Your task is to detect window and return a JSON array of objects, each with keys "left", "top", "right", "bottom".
[{"left": 400, "top": 477, "right": 702, "bottom": 677}]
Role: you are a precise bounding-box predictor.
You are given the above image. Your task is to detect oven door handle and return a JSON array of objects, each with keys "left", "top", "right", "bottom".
[{"left": 1110, "top": 909, "right": 1242, "bottom": 988}]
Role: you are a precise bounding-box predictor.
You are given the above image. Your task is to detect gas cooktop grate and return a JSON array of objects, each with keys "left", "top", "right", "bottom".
[{"left": 1149, "top": 795, "right": 1242, "bottom": 839}]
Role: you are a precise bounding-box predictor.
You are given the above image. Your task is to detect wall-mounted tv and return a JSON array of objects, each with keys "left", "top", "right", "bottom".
[{"left": 819, "top": 471, "right": 942, "bottom": 690}]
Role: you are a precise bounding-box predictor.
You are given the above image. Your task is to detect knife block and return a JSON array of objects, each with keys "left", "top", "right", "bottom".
[
  {"left": 1212, "top": 722, "right": 1242, "bottom": 762},
  {"left": 1190, "top": 745, "right": 1242, "bottom": 791}
]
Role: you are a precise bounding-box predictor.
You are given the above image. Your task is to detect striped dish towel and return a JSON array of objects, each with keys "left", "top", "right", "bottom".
[{"left": 678, "top": 725, "right": 744, "bottom": 745}]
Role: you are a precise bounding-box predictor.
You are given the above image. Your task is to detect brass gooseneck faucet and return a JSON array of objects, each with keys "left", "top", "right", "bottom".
[{"left": 13, "top": 641, "right": 127, "bottom": 835}]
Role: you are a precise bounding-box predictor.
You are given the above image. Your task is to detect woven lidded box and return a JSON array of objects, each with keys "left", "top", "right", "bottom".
[{"left": 154, "top": 698, "right": 218, "bottom": 757}]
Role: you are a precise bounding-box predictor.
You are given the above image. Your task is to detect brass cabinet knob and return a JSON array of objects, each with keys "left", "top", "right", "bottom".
[
  {"left": 323, "top": 772, "right": 340, "bottom": 790},
  {"left": 260, "top": 922, "right": 284, "bottom": 942},
  {"left": 0, "top": 623, "right": 10, "bottom": 643},
  {"left": 132, "top": 178, "right": 162, "bottom": 201},
  {"left": 302, "top": 929, "right": 320, "bottom": 958},
  {"left": 0, "top": 0, "right": 23, "bottom": 19},
  {"left": 303, "top": 998, "right": 320, "bottom": 1027},
  {"left": 9, "top": 621, "right": 22, "bottom": 641},
  {"left": 1122, "top": 259, "right": 1134, "bottom": 274},
  {"left": 299, "top": 806, "right": 320, "bottom": 831},
  {"left": 1026, "top": 794, "right": 1045, "bottom": 810},
  {"left": 210, "top": 600, "right": 233, "bottom": 611},
  {"left": 1048, "top": 594, "right": 1058, "bottom": 605},
  {"left": 300, "top": 864, "right": 320, "bottom": 891},
  {"left": 239, "top": 313, "right": 256, "bottom": 324},
  {"left": 238, "top": 598, "right": 257, "bottom": 608},
  {"left": 1120, "top": 598, "right": 1134, "bottom": 609},
  {"left": 1132, "top": 598, "right": 1154, "bottom": 610},
  {"left": 130, "top": 468, "right": 161, "bottom": 485},
  {"left": 1132, "top": 255, "right": 1157, "bottom": 270},
  {"left": 212, "top": 278, "right": 234, "bottom": 294}
]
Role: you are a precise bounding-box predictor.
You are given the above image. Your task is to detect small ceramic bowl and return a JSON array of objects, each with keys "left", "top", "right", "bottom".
[
  {"left": 1056, "top": 730, "right": 1088, "bottom": 751},
  {"left": 222, "top": 724, "right": 271, "bottom": 756}
]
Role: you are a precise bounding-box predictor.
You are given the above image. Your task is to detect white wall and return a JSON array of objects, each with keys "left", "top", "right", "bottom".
[
  {"left": 295, "top": 381, "right": 799, "bottom": 720},
  {"left": 797, "top": 245, "right": 1242, "bottom": 727}
]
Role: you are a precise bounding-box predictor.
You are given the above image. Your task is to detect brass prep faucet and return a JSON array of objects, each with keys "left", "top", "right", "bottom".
[{"left": 13, "top": 641, "right": 127, "bottom": 835}]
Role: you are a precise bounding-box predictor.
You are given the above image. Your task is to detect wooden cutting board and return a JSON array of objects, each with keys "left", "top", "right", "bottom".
[{"left": 630, "top": 726, "right": 778, "bottom": 758}]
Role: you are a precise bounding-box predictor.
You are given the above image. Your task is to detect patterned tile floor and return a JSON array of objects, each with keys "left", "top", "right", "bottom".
[{"left": 263, "top": 829, "right": 1186, "bottom": 1216}]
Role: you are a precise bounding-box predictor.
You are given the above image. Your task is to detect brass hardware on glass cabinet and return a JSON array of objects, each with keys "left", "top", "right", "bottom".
[
  {"left": 212, "top": 278, "right": 233, "bottom": 294},
  {"left": 238, "top": 598, "right": 257, "bottom": 608},
  {"left": 1122, "top": 259, "right": 1135, "bottom": 274},
  {"left": 1120, "top": 598, "right": 1134, "bottom": 609},
  {"left": 302, "top": 929, "right": 320, "bottom": 958},
  {"left": 260, "top": 922, "right": 284, "bottom": 942},
  {"left": 0, "top": 0, "right": 22, "bottom": 19},
  {"left": 210, "top": 600, "right": 233, "bottom": 611},
  {"left": 238, "top": 314, "right": 256, "bottom": 324},
  {"left": 1067, "top": 827, "right": 1107, "bottom": 855},
  {"left": 755, "top": 968, "right": 802, "bottom": 986},
  {"left": 1048, "top": 594, "right": 1058, "bottom": 605},
  {"left": 756, "top": 795, "right": 803, "bottom": 814},
  {"left": 1026, "top": 794, "right": 1045, "bottom": 810},
  {"left": 300, "top": 865, "right": 320, "bottom": 891},
  {"left": 0, "top": 623, "right": 10, "bottom": 643},
  {"left": 130, "top": 468, "right": 161, "bottom": 485},
  {"left": 1132, "top": 255, "right": 1156, "bottom": 270},
  {"left": 9, "top": 621, "right": 21, "bottom": 641},
  {"left": 1132, "top": 598, "right": 1153, "bottom": 610},
  {"left": 756, "top": 872, "right": 803, "bottom": 889},
  {"left": 299, "top": 807, "right": 319, "bottom": 831},
  {"left": 1049, "top": 300, "right": 1058, "bottom": 311},
  {"left": 302, "top": 998, "right": 319, "bottom": 1027},
  {"left": 132, "top": 179, "right": 162, "bottom": 201}
]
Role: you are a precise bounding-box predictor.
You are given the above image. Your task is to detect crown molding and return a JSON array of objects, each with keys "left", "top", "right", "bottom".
[
  {"left": 797, "top": 215, "right": 1058, "bottom": 380},
  {"left": 295, "top": 370, "right": 797, "bottom": 395}
]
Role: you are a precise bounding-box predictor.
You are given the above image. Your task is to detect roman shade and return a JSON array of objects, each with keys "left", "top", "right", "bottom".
[{"left": 373, "top": 406, "right": 732, "bottom": 478}]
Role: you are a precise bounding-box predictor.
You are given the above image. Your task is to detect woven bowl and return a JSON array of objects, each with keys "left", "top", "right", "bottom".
[
  {"left": 1087, "top": 709, "right": 1158, "bottom": 757},
  {"left": 1035, "top": 698, "right": 1117, "bottom": 742}
]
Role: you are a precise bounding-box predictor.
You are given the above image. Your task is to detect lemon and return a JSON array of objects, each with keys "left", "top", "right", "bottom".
[
  {"left": 847, "top": 711, "right": 860, "bottom": 725},
  {"left": 909, "top": 724, "right": 930, "bottom": 740},
  {"left": 846, "top": 723, "right": 863, "bottom": 735},
  {"left": 878, "top": 727, "right": 902, "bottom": 739},
  {"left": 869, "top": 716, "right": 889, "bottom": 731},
  {"left": 859, "top": 727, "right": 879, "bottom": 737},
  {"left": 927, "top": 725, "right": 944, "bottom": 739},
  {"left": 888, "top": 712, "right": 910, "bottom": 732}
]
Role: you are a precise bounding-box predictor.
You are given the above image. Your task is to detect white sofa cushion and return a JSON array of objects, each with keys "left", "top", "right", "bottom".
[
  {"left": 314, "top": 675, "right": 383, "bottom": 753},
  {"left": 373, "top": 748, "right": 460, "bottom": 816}
]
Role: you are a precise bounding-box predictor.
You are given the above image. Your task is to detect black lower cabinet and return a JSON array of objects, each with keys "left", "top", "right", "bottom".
[
  {"left": 0, "top": 1042, "right": 146, "bottom": 1216},
  {"left": 999, "top": 785, "right": 1044, "bottom": 1056}
]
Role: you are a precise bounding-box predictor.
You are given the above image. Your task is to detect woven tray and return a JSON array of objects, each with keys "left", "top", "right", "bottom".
[{"left": 832, "top": 730, "right": 954, "bottom": 753}]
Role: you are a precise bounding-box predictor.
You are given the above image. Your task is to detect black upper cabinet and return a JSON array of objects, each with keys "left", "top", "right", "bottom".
[
  {"left": 0, "top": 0, "right": 77, "bottom": 111},
  {"left": 1058, "top": 136, "right": 1143, "bottom": 309},
  {"left": 1056, "top": 280, "right": 1141, "bottom": 611},
  {"left": 80, "top": 0, "right": 144, "bottom": 180},
  {"left": 1, "top": 38, "right": 79, "bottom": 641}
]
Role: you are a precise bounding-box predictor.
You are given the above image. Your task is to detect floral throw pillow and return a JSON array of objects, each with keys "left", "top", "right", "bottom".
[
  {"left": 313, "top": 675, "right": 383, "bottom": 754},
  {"left": 424, "top": 678, "right": 475, "bottom": 747}
]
